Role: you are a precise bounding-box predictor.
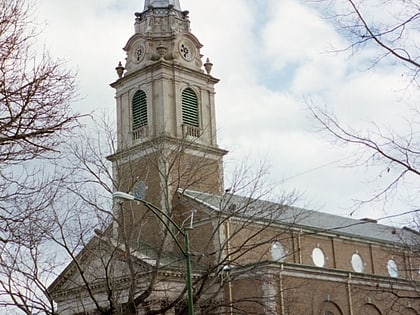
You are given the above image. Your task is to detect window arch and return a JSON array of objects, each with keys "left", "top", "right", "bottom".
[
  {"left": 360, "top": 303, "right": 382, "bottom": 315},
  {"left": 404, "top": 307, "right": 417, "bottom": 315},
  {"left": 181, "top": 88, "right": 199, "bottom": 128},
  {"left": 132, "top": 90, "right": 148, "bottom": 130},
  {"left": 319, "top": 301, "right": 343, "bottom": 315}
]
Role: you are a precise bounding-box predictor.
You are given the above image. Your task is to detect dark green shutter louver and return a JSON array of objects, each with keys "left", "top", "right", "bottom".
[
  {"left": 182, "top": 88, "right": 199, "bottom": 128},
  {"left": 132, "top": 90, "right": 147, "bottom": 130}
]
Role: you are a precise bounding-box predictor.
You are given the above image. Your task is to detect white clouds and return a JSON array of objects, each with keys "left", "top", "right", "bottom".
[
  {"left": 185, "top": 0, "right": 257, "bottom": 85},
  {"left": 290, "top": 55, "right": 346, "bottom": 94},
  {"left": 323, "top": 70, "right": 416, "bottom": 131},
  {"left": 257, "top": 1, "right": 350, "bottom": 98},
  {"left": 34, "top": 0, "right": 418, "bottom": 221},
  {"left": 37, "top": 0, "right": 138, "bottom": 112},
  {"left": 261, "top": 0, "right": 343, "bottom": 70}
]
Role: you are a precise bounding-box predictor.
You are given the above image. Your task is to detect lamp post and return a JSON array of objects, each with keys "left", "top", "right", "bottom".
[{"left": 112, "top": 191, "right": 194, "bottom": 315}]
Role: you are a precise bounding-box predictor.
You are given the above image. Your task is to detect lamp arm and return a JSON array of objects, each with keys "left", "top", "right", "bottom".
[
  {"left": 141, "top": 200, "right": 184, "bottom": 234},
  {"left": 140, "top": 201, "right": 186, "bottom": 255}
]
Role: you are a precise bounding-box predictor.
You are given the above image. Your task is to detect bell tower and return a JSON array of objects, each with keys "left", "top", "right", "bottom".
[{"left": 108, "top": 0, "right": 227, "bottom": 210}]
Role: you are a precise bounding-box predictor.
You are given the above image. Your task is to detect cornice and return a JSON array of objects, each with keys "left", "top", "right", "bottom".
[
  {"left": 230, "top": 261, "right": 420, "bottom": 291},
  {"left": 110, "top": 59, "right": 219, "bottom": 89},
  {"left": 106, "top": 135, "right": 228, "bottom": 162}
]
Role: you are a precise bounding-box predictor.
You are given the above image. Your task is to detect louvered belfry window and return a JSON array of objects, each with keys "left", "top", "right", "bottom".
[
  {"left": 181, "top": 88, "right": 199, "bottom": 127},
  {"left": 132, "top": 90, "right": 147, "bottom": 130}
]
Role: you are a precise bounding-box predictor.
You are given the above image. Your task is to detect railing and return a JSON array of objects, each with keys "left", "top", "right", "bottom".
[
  {"left": 132, "top": 125, "right": 201, "bottom": 141},
  {"left": 182, "top": 124, "right": 201, "bottom": 138},
  {"left": 132, "top": 126, "right": 149, "bottom": 141}
]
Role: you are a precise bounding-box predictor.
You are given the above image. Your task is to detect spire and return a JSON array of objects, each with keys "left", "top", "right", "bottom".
[{"left": 143, "top": 0, "right": 182, "bottom": 10}]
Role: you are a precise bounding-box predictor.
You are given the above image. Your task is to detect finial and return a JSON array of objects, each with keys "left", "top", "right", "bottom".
[
  {"left": 204, "top": 58, "right": 213, "bottom": 74},
  {"left": 115, "top": 61, "right": 125, "bottom": 78}
]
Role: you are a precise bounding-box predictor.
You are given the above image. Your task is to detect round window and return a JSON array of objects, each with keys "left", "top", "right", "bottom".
[
  {"left": 387, "top": 259, "right": 399, "bottom": 278},
  {"left": 271, "top": 242, "right": 286, "bottom": 262},
  {"left": 351, "top": 253, "right": 364, "bottom": 272},
  {"left": 312, "top": 247, "right": 325, "bottom": 267}
]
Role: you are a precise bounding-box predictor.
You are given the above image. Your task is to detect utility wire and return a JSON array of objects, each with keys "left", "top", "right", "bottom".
[
  {"left": 282, "top": 155, "right": 351, "bottom": 181},
  {"left": 282, "top": 129, "right": 420, "bottom": 182}
]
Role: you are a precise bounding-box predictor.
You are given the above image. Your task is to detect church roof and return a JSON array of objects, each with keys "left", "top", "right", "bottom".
[{"left": 182, "top": 190, "right": 419, "bottom": 246}]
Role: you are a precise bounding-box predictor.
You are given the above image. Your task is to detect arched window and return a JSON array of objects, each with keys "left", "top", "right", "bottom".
[
  {"left": 181, "top": 88, "right": 199, "bottom": 128},
  {"left": 132, "top": 90, "right": 148, "bottom": 131},
  {"left": 360, "top": 304, "right": 382, "bottom": 315},
  {"left": 319, "top": 301, "right": 343, "bottom": 315}
]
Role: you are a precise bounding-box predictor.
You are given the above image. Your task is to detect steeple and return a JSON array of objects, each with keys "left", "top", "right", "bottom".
[
  {"left": 143, "top": 0, "right": 181, "bottom": 10},
  {"left": 111, "top": 0, "right": 223, "bottom": 152},
  {"left": 109, "top": 0, "right": 227, "bottom": 210},
  {"left": 107, "top": 0, "right": 226, "bottom": 258}
]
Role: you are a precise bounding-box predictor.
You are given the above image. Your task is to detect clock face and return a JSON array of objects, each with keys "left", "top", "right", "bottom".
[
  {"left": 133, "top": 44, "right": 145, "bottom": 63},
  {"left": 179, "top": 41, "right": 194, "bottom": 61}
]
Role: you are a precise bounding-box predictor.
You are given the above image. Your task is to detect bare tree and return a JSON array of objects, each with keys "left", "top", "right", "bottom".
[
  {"left": 0, "top": 0, "right": 79, "bottom": 162},
  {"left": 312, "top": 0, "right": 419, "bottom": 85},
  {"left": 36, "top": 118, "right": 302, "bottom": 315},
  {"left": 0, "top": 0, "right": 80, "bottom": 240},
  {"left": 308, "top": 103, "right": 420, "bottom": 217},
  {"left": 306, "top": 0, "right": 420, "bottom": 218},
  {"left": 0, "top": 0, "right": 81, "bottom": 312},
  {"left": 50, "top": 124, "right": 420, "bottom": 314},
  {"left": 305, "top": 0, "right": 420, "bottom": 306},
  {"left": 1, "top": 118, "right": 417, "bottom": 314}
]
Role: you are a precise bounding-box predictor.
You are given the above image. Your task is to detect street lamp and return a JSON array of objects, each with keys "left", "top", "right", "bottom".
[{"left": 112, "top": 191, "right": 195, "bottom": 315}]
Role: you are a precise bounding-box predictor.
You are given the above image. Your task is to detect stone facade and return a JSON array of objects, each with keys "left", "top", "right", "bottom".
[
  {"left": 177, "top": 190, "right": 420, "bottom": 314},
  {"left": 48, "top": 1, "right": 420, "bottom": 314}
]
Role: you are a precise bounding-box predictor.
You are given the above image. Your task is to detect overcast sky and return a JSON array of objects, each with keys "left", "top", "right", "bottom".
[{"left": 36, "top": 0, "right": 419, "bottom": 225}]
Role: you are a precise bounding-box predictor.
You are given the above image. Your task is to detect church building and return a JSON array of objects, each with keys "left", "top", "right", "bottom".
[{"left": 49, "top": 1, "right": 420, "bottom": 314}]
